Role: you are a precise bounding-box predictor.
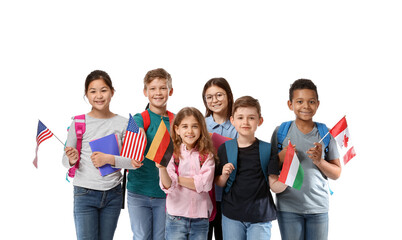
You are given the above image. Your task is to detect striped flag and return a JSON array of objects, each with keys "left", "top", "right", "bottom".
[
  {"left": 33, "top": 120, "right": 54, "bottom": 168},
  {"left": 121, "top": 114, "right": 147, "bottom": 161},
  {"left": 330, "top": 116, "right": 356, "bottom": 164},
  {"left": 279, "top": 142, "right": 304, "bottom": 190},
  {"left": 145, "top": 119, "right": 173, "bottom": 167}
]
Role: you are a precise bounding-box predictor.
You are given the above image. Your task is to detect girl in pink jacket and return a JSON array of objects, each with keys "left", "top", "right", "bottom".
[{"left": 156, "top": 107, "right": 216, "bottom": 240}]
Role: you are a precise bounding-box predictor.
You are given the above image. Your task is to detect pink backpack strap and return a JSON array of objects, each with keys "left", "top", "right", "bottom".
[{"left": 68, "top": 114, "right": 86, "bottom": 178}]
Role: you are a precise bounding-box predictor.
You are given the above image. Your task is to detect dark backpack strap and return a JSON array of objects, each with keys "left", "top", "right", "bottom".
[
  {"left": 121, "top": 169, "right": 127, "bottom": 209},
  {"left": 315, "top": 122, "right": 330, "bottom": 158},
  {"left": 277, "top": 121, "right": 292, "bottom": 152},
  {"left": 224, "top": 139, "right": 238, "bottom": 193},
  {"left": 259, "top": 141, "right": 271, "bottom": 183}
]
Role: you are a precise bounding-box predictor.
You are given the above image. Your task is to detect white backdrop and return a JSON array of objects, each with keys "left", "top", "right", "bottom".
[{"left": 1, "top": 1, "right": 400, "bottom": 239}]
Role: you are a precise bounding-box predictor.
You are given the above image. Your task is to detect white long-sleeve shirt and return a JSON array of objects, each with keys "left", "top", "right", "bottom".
[{"left": 62, "top": 114, "right": 134, "bottom": 191}]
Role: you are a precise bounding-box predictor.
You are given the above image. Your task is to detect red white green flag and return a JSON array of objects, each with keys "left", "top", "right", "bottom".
[
  {"left": 279, "top": 142, "right": 304, "bottom": 190},
  {"left": 329, "top": 116, "right": 356, "bottom": 165}
]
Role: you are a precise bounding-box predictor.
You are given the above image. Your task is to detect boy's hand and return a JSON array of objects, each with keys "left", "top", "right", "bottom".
[
  {"left": 278, "top": 144, "right": 296, "bottom": 164},
  {"left": 222, "top": 163, "right": 235, "bottom": 176},
  {"left": 65, "top": 147, "right": 79, "bottom": 166},
  {"left": 91, "top": 152, "right": 113, "bottom": 168},
  {"left": 307, "top": 142, "right": 323, "bottom": 166},
  {"left": 131, "top": 159, "right": 143, "bottom": 168}
]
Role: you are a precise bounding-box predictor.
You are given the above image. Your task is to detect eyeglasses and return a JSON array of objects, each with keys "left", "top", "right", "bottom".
[{"left": 205, "top": 92, "right": 226, "bottom": 102}]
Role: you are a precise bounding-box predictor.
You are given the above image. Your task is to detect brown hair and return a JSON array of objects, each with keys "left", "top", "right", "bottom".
[
  {"left": 85, "top": 70, "right": 114, "bottom": 95},
  {"left": 171, "top": 107, "right": 216, "bottom": 163},
  {"left": 143, "top": 68, "right": 172, "bottom": 90},
  {"left": 232, "top": 96, "right": 261, "bottom": 118},
  {"left": 202, "top": 77, "right": 234, "bottom": 120}
]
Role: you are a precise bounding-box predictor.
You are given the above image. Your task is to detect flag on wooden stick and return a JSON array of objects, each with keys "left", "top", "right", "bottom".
[
  {"left": 33, "top": 120, "right": 54, "bottom": 168},
  {"left": 121, "top": 114, "right": 147, "bottom": 161},
  {"left": 330, "top": 116, "right": 356, "bottom": 165},
  {"left": 145, "top": 119, "right": 173, "bottom": 167},
  {"left": 278, "top": 142, "right": 304, "bottom": 190}
]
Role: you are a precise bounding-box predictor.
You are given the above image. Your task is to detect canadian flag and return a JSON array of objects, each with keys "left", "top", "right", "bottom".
[{"left": 329, "top": 116, "right": 356, "bottom": 164}]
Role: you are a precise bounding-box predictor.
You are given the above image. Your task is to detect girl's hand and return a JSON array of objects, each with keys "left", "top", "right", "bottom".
[
  {"left": 222, "top": 163, "right": 235, "bottom": 176},
  {"left": 131, "top": 158, "right": 143, "bottom": 168},
  {"left": 155, "top": 162, "right": 166, "bottom": 169},
  {"left": 91, "top": 152, "right": 113, "bottom": 168},
  {"left": 307, "top": 142, "right": 323, "bottom": 166},
  {"left": 65, "top": 147, "right": 79, "bottom": 166}
]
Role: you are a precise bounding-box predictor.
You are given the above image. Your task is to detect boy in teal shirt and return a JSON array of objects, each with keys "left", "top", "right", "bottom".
[{"left": 127, "top": 68, "right": 174, "bottom": 240}]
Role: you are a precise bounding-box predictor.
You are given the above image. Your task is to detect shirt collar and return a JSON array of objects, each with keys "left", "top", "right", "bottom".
[{"left": 206, "top": 115, "right": 231, "bottom": 130}]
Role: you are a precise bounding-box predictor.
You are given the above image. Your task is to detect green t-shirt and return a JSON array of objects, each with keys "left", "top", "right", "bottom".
[{"left": 127, "top": 109, "right": 172, "bottom": 198}]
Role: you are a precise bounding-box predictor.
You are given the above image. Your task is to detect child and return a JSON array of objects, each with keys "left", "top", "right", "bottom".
[
  {"left": 156, "top": 107, "right": 216, "bottom": 240},
  {"left": 216, "top": 96, "right": 286, "bottom": 240},
  {"left": 202, "top": 77, "right": 237, "bottom": 240},
  {"left": 270, "top": 79, "right": 341, "bottom": 240},
  {"left": 62, "top": 70, "right": 138, "bottom": 240},
  {"left": 126, "top": 68, "right": 174, "bottom": 240}
]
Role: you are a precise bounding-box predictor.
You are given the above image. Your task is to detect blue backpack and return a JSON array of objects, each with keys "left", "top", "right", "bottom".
[
  {"left": 277, "top": 121, "right": 330, "bottom": 158},
  {"left": 224, "top": 139, "right": 271, "bottom": 193}
]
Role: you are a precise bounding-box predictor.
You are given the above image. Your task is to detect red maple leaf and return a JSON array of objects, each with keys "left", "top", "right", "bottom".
[{"left": 343, "top": 134, "right": 349, "bottom": 148}]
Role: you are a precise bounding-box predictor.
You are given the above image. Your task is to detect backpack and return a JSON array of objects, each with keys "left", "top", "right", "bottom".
[
  {"left": 224, "top": 139, "right": 271, "bottom": 193},
  {"left": 67, "top": 114, "right": 86, "bottom": 178},
  {"left": 277, "top": 121, "right": 334, "bottom": 194},
  {"left": 277, "top": 121, "right": 330, "bottom": 158},
  {"left": 173, "top": 153, "right": 217, "bottom": 222}
]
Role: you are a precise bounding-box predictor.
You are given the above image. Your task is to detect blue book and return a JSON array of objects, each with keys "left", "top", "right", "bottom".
[{"left": 89, "top": 133, "right": 121, "bottom": 176}]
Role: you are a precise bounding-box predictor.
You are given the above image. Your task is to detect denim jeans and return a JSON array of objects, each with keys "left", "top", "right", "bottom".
[
  {"left": 165, "top": 213, "right": 209, "bottom": 240},
  {"left": 73, "top": 184, "right": 122, "bottom": 240},
  {"left": 277, "top": 211, "right": 328, "bottom": 240},
  {"left": 127, "top": 191, "right": 166, "bottom": 240},
  {"left": 222, "top": 214, "right": 272, "bottom": 240}
]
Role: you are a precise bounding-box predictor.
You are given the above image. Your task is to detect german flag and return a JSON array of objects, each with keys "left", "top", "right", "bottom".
[{"left": 145, "top": 119, "right": 173, "bottom": 167}]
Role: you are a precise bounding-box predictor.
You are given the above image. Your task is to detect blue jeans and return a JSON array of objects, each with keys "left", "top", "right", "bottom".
[
  {"left": 73, "top": 185, "right": 122, "bottom": 240},
  {"left": 277, "top": 211, "right": 328, "bottom": 240},
  {"left": 165, "top": 213, "right": 209, "bottom": 240},
  {"left": 127, "top": 191, "right": 166, "bottom": 240},
  {"left": 222, "top": 214, "right": 272, "bottom": 240}
]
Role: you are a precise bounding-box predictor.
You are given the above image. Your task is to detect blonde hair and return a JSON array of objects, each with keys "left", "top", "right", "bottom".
[{"left": 171, "top": 107, "right": 216, "bottom": 163}]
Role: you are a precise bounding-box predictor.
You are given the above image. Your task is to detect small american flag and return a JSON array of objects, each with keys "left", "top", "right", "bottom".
[
  {"left": 121, "top": 114, "right": 147, "bottom": 161},
  {"left": 33, "top": 120, "right": 54, "bottom": 168}
]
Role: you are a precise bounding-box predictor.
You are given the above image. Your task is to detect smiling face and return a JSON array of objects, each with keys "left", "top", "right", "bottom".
[
  {"left": 86, "top": 79, "right": 114, "bottom": 114},
  {"left": 288, "top": 89, "right": 320, "bottom": 123},
  {"left": 205, "top": 85, "right": 229, "bottom": 116},
  {"left": 230, "top": 106, "right": 263, "bottom": 138},
  {"left": 144, "top": 77, "right": 173, "bottom": 113},
  {"left": 175, "top": 115, "right": 201, "bottom": 150}
]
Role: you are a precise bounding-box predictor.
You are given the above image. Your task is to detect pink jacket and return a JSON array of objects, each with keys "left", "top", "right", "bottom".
[{"left": 160, "top": 144, "right": 215, "bottom": 219}]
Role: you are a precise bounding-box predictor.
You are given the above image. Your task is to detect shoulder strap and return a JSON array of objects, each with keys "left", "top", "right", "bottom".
[
  {"left": 141, "top": 110, "right": 151, "bottom": 132},
  {"left": 141, "top": 110, "right": 174, "bottom": 132},
  {"left": 224, "top": 139, "right": 238, "bottom": 193},
  {"left": 167, "top": 111, "right": 175, "bottom": 123},
  {"left": 277, "top": 121, "right": 292, "bottom": 152},
  {"left": 315, "top": 122, "right": 330, "bottom": 156},
  {"left": 67, "top": 114, "right": 86, "bottom": 178},
  {"left": 259, "top": 140, "right": 271, "bottom": 182}
]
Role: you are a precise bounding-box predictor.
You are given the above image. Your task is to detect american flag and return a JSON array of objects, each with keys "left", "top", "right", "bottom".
[
  {"left": 121, "top": 114, "right": 147, "bottom": 161},
  {"left": 33, "top": 120, "right": 54, "bottom": 168}
]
